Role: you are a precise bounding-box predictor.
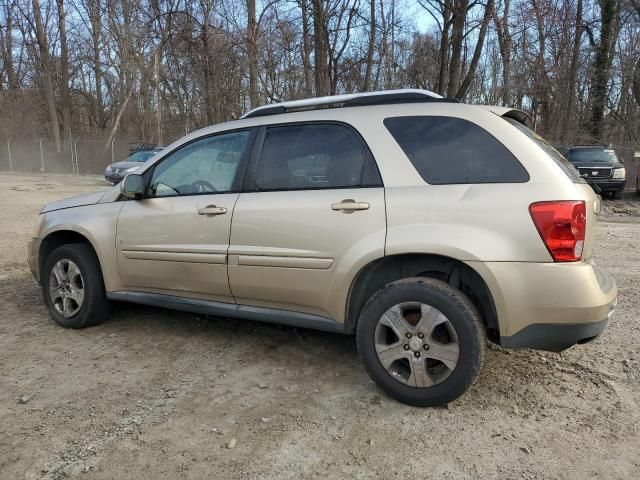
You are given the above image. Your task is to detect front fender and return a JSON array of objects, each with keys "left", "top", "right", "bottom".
[{"left": 39, "top": 202, "right": 124, "bottom": 292}]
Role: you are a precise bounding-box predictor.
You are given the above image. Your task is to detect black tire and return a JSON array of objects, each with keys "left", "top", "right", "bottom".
[
  {"left": 41, "top": 243, "right": 109, "bottom": 328},
  {"left": 612, "top": 189, "right": 624, "bottom": 200},
  {"left": 356, "top": 277, "right": 486, "bottom": 407}
]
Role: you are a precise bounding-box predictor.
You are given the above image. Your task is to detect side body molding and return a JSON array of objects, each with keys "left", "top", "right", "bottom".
[{"left": 106, "top": 291, "right": 346, "bottom": 333}]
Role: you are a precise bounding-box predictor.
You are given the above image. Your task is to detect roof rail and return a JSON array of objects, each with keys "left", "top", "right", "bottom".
[{"left": 241, "top": 89, "right": 460, "bottom": 119}]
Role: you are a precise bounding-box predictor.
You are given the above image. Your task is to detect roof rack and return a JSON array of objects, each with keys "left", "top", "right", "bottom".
[{"left": 241, "top": 89, "right": 460, "bottom": 119}]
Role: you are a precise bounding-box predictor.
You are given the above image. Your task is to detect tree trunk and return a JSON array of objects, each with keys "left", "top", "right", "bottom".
[
  {"left": 456, "top": 0, "right": 494, "bottom": 100},
  {"left": 446, "top": 0, "right": 468, "bottom": 98},
  {"left": 104, "top": 83, "right": 135, "bottom": 150},
  {"left": 312, "top": 0, "right": 330, "bottom": 96},
  {"left": 3, "top": 2, "right": 16, "bottom": 92},
  {"left": 56, "top": 0, "right": 71, "bottom": 147},
  {"left": 32, "top": 0, "right": 61, "bottom": 153},
  {"left": 88, "top": 0, "right": 103, "bottom": 130},
  {"left": 632, "top": 1, "right": 640, "bottom": 108},
  {"left": 362, "top": 0, "right": 376, "bottom": 91},
  {"left": 436, "top": 2, "right": 451, "bottom": 95},
  {"left": 300, "top": 0, "right": 314, "bottom": 96},
  {"left": 246, "top": 0, "right": 259, "bottom": 107},
  {"left": 532, "top": 0, "right": 551, "bottom": 134},
  {"left": 589, "top": 0, "right": 618, "bottom": 139},
  {"left": 493, "top": 0, "right": 511, "bottom": 105},
  {"left": 562, "top": 0, "right": 583, "bottom": 141},
  {"left": 154, "top": 47, "right": 162, "bottom": 146}
]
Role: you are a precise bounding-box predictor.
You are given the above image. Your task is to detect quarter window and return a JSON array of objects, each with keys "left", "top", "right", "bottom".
[
  {"left": 149, "top": 131, "right": 250, "bottom": 197},
  {"left": 384, "top": 116, "right": 529, "bottom": 184},
  {"left": 255, "top": 123, "right": 382, "bottom": 190}
]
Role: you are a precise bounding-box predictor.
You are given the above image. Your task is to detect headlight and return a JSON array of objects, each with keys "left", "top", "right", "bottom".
[
  {"left": 612, "top": 167, "right": 625, "bottom": 179},
  {"left": 105, "top": 165, "right": 112, "bottom": 173},
  {"left": 125, "top": 166, "right": 139, "bottom": 173}
]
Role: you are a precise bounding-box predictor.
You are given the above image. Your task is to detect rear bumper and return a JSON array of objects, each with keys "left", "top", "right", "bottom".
[
  {"left": 500, "top": 317, "right": 610, "bottom": 352},
  {"left": 467, "top": 260, "right": 617, "bottom": 352}
]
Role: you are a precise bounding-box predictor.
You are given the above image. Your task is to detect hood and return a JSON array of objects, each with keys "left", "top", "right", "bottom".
[
  {"left": 41, "top": 191, "right": 107, "bottom": 213},
  {"left": 108, "top": 161, "right": 144, "bottom": 170}
]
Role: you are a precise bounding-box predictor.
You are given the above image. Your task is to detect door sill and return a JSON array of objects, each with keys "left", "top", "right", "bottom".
[{"left": 106, "top": 291, "right": 346, "bottom": 334}]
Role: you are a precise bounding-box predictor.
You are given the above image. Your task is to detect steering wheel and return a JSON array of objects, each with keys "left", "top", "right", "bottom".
[{"left": 192, "top": 179, "right": 217, "bottom": 193}]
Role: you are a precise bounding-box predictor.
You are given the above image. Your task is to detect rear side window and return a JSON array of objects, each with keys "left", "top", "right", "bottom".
[
  {"left": 384, "top": 116, "right": 529, "bottom": 184},
  {"left": 255, "top": 123, "right": 382, "bottom": 191},
  {"left": 504, "top": 118, "right": 585, "bottom": 183}
]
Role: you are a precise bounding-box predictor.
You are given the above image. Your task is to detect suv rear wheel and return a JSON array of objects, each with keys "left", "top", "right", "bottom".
[
  {"left": 356, "top": 277, "right": 486, "bottom": 407},
  {"left": 42, "top": 243, "right": 109, "bottom": 328}
]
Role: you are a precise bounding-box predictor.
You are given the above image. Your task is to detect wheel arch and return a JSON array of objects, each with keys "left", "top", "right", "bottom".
[
  {"left": 345, "top": 253, "right": 500, "bottom": 341},
  {"left": 39, "top": 230, "right": 104, "bottom": 286}
]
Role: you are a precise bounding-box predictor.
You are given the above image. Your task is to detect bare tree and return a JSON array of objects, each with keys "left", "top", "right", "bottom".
[
  {"left": 56, "top": 0, "right": 71, "bottom": 146},
  {"left": 31, "top": 0, "right": 61, "bottom": 152},
  {"left": 457, "top": 0, "right": 494, "bottom": 100},
  {"left": 362, "top": 0, "right": 376, "bottom": 91},
  {"left": 0, "top": 0, "right": 638, "bottom": 168},
  {"left": 446, "top": 0, "right": 468, "bottom": 97},
  {"left": 246, "top": 0, "right": 259, "bottom": 107},
  {"left": 493, "top": 0, "right": 511, "bottom": 105},
  {"left": 562, "top": 0, "right": 583, "bottom": 140},
  {"left": 589, "top": 0, "right": 620, "bottom": 138},
  {"left": 312, "top": 0, "right": 330, "bottom": 96}
]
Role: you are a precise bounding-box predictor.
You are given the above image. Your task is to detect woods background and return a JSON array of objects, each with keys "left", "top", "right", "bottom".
[{"left": 0, "top": 0, "right": 639, "bottom": 174}]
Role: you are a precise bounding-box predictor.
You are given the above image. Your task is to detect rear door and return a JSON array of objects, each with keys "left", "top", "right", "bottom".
[
  {"left": 116, "top": 129, "right": 254, "bottom": 301},
  {"left": 228, "top": 122, "right": 386, "bottom": 321}
]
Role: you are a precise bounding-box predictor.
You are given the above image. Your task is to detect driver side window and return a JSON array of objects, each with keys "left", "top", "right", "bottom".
[{"left": 149, "top": 130, "right": 250, "bottom": 197}]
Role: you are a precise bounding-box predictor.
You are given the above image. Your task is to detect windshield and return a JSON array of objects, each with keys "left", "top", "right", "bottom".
[
  {"left": 127, "top": 151, "right": 156, "bottom": 162},
  {"left": 567, "top": 148, "right": 619, "bottom": 164},
  {"left": 504, "top": 118, "right": 585, "bottom": 183}
]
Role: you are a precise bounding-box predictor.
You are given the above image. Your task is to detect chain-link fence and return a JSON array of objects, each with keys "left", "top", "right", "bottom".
[{"left": 0, "top": 136, "right": 132, "bottom": 175}]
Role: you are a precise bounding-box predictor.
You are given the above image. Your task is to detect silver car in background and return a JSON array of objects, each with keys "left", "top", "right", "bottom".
[{"left": 104, "top": 147, "right": 163, "bottom": 184}]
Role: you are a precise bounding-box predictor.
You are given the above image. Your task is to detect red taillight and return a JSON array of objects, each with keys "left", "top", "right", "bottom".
[{"left": 529, "top": 201, "right": 586, "bottom": 262}]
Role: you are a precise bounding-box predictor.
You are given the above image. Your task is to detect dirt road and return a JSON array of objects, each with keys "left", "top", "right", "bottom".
[{"left": 1, "top": 173, "right": 638, "bottom": 479}]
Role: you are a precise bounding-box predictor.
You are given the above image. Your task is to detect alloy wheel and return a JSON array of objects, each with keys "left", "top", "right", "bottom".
[
  {"left": 374, "top": 302, "right": 460, "bottom": 388},
  {"left": 49, "top": 259, "right": 85, "bottom": 318}
]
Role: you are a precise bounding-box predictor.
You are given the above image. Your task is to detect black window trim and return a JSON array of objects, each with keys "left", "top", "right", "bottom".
[
  {"left": 139, "top": 126, "right": 259, "bottom": 200},
  {"left": 242, "top": 120, "right": 384, "bottom": 193},
  {"left": 383, "top": 115, "right": 530, "bottom": 185}
]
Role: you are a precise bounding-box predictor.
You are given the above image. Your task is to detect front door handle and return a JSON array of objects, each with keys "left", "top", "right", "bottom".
[
  {"left": 197, "top": 205, "right": 227, "bottom": 216},
  {"left": 331, "top": 199, "right": 370, "bottom": 213}
]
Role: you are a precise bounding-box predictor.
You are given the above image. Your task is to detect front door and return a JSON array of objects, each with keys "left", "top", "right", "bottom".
[
  {"left": 116, "top": 129, "right": 253, "bottom": 302},
  {"left": 228, "top": 122, "right": 386, "bottom": 320}
]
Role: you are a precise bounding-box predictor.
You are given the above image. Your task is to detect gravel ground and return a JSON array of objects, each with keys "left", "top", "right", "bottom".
[{"left": 0, "top": 173, "right": 638, "bottom": 480}]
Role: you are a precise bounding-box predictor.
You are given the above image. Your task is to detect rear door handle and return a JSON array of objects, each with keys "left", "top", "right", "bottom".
[
  {"left": 331, "top": 199, "right": 370, "bottom": 213},
  {"left": 197, "top": 205, "right": 227, "bottom": 216}
]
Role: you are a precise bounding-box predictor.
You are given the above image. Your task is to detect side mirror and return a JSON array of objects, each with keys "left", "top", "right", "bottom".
[{"left": 120, "top": 174, "right": 145, "bottom": 199}]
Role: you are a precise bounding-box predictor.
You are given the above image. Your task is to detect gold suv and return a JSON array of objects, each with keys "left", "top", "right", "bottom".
[{"left": 28, "top": 90, "right": 617, "bottom": 406}]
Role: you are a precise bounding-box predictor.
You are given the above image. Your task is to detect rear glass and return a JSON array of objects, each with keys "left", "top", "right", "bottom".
[
  {"left": 504, "top": 118, "right": 585, "bottom": 183},
  {"left": 383, "top": 116, "right": 529, "bottom": 184},
  {"left": 567, "top": 148, "right": 619, "bottom": 164}
]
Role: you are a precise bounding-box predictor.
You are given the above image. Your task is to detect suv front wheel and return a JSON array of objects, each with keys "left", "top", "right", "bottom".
[
  {"left": 42, "top": 243, "right": 109, "bottom": 328},
  {"left": 356, "top": 277, "right": 486, "bottom": 407}
]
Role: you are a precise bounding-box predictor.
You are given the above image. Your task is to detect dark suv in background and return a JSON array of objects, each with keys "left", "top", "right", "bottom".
[{"left": 564, "top": 145, "right": 626, "bottom": 199}]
